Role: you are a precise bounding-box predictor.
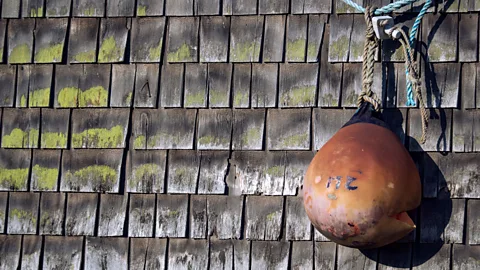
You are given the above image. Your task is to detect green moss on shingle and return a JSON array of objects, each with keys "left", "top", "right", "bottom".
[
  {"left": 149, "top": 40, "right": 163, "bottom": 60},
  {"left": 329, "top": 36, "right": 349, "bottom": 60},
  {"left": 266, "top": 166, "right": 284, "bottom": 177},
  {"left": 129, "top": 163, "right": 161, "bottom": 189},
  {"left": 29, "top": 88, "right": 50, "bottom": 107},
  {"left": 0, "top": 168, "right": 28, "bottom": 190},
  {"left": 74, "top": 50, "right": 96, "bottom": 62},
  {"left": 282, "top": 86, "right": 316, "bottom": 106},
  {"left": 41, "top": 132, "right": 68, "bottom": 148},
  {"left": 307, "top": 43, "right": 318, "bottom": 60},
  {"left": 20, "top": 95, "right": 27, "bottom": 107},
  {"left": 134, "top": 135, "right": 146, "bottom": 149},
  {"left": 198, "top": 135, "right": 229, "bottom": 146},
  {"left": 241, "top": 128, "right": 261, "bottom": 146},
  {"left": 30, "top": 7, "right": 43, "bottom": 17},
  {"left": 281, "top": 133, "right": 308, "bottom": 148},
  {"left": 167, "top": 43, "right": 192, "bottom": 62},
  {"left": 10, "top": 208, "right": 36, "bottom": 224},
  {"left": 2, "top": 128, "right": 39, "bottom": 148},
  {"left": 231, "top": 41, "right": 258, "bottom": 62},
  {"left": 32, "top": 165, "right": 58, "bottom": 190},
  {"left": 185, "top": 91, "right": 205, "bottom": 107},
  {"left": 57, "top": 86, "right": 108, "bottom": 107},
  {"left": 83, "top": 7, "right": 96, "bottom": 16},
  {"left": 9, "top": 44, "right": 31, "bottom": 63},
  {"left": 64, "top": 165, "right": 117, "bottom": 187},
  {"left": 233, "top": 92, "right": 248, "bottom": 107},
  {"left": 72, "top": 125, "right": 124, "bottom": 148},
  {"left": 98, "top": 36, "right": 123, "bottom": 62},
  {"left": 125, "top": 92, "right": 133, "bottom": 105},
  {"left": 35, "top": 43, "right": 63, "bottom": 63},
  {"left": 266, "top": 212, "right": 276, "bottom": 221},
  {"left": 137, "top": 6, "right": 147, "bottom": 16},
  {"left": 428, "top": 43, "right": 456, "bottom": 61},
  {"left": 57, "top": 87, "right": 79, "bottom": 107},
  {"left": 209, "top": 89, "right": 227, "bottom": 105},
  {"left": 287, "top": 39, "right": 306, "bottom": 61},
  {"left": 147, "top": 133, "right": 181, "bottom": 148}
]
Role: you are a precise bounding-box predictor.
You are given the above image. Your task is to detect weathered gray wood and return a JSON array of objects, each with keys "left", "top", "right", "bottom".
[
  {"left": 68, "top": 18, "right": 99, "bottom": 63},
  {"left": 349, "top": 15, "right": 368, "bottom": 62},
  {"left": 73, "top": 0, "right": 105, "bottom": 16},
  {"left": 292, "top": 0, "right": 332, "bottom": 13},
  {"left": 46, "top": 0, "right": 71, "bottom": 17},
  {"left": 412, "top": 244, "right": 450, "bottom": 270},
  {"left": 165, "top": 0, "right": 193, "bottom": 15},
  {"left": 286, "top": 15, "right": 307, "bottom": 62},
  {"left": 208, "top": 63, "right": 232, "bottom": 108},
  {"left": 443, "top": 199, "right": 465, "bottom": 243},
  {"left": 159, "top": 63, "right": 184, "bottom": 107},
  {"left": 21, "top": 235, "right": 42, "bottom": 269},
  {"left": 210, "top": 240, "right": 233, "bottom": 269},
  {"left": 61, "top": 149, "right": 123, "bottom": 192},
  {"left": 167, "top": 17, "right": 199, "bottom": 62},
  {"left": 452, "top": 245, "right": 480, "bottom": 270},
  {"left": 231, "top": 240, "right": 250, "bottom": 270},
  {"left": 65, "top": 193, "right": 97, "bottom": 235},
  {"left": 230, "top": 151, "right": 266, "bottom": 195},
  {"left": 263, "top": 151, "right": 285, "bottom": 195},
  {"left": 0, "top": 235, "right": 21, "bottom": 269},
  {"left": 34, "top": 18, "right": 67, "bottom": 63},
  {"left": 420, "top": 198, "right": 452, "bottom": 243},
  {"left": 453, "top": 110, "right": 475, "bottom": 152},
  {"left": 475, "top": 112, "right": 480, "bottom": 152},
  {"left": 44, "top": 236, "right": 82, "bottom": 270},
  {"left": 245, "top": 196, "right": 283, "bottom": 240},
  {"left": 232, "top": 109, "right": 265, "bottom": 150},
  {"left": 22, "top": 0, "right": 45, "bottom": 17},
  {"left": 251, "top": 241, "right": 289, "bottom": 269},
  {"left": 284, "top": 151, "right": 314, "bottom": 195},
  {"left": 315, "top": 242, "right": 336, "bottom": 268},
  {"left": 129, "top": 194, "right": 155, "bottom": 237},
  {"left": 131, "top": 17, "right": 165, "bottom": 63},
  {"left": 461, "top": 63, "right": 476, "bottom": 109},
  {"left": 71, "top": 109, "right": 129, "bottom": 148},
  {"left": 230, "top": 16, "right": 264, "bottom": 62},
  {"left": 342, "top": 63, "right": 363, "bottom": 107},
  {"left": 338, "top": 244, "right": 377, "bottom": 269},
  {"left": 184, "top": 63, "right": 207, "bottom": 108},
  {"left": 422, "top": 14, "right": 457, "bottom": 62},
  {"left": 336, "top": 0, "right": 362, "bottom": 13},
  {"left": 458, "top": 0, "right": 477, "bottom": 12},
  {"left": 17, "top": 65, "right": 53, "bottom": 107},
  {"left": 307, "top": 15, "right": 326, "bottom": 63},
  {"left": 31, "top": 149, "right": 60, "bottom": 191},
  {"left": 251, "top": 63, "right": 278, "bottom": 108},
  {"left": 422, "top": 63, "right": 460, "bottom": 108},
  {"left": 0, "top": 193, "right": 6, "bottom": 233},
  {"left": 442, "top": 153, "right": 480, "bottom": 198},
  {"left": 98, "top": 18, "right": 129, "bottom": 63},
  {"left": 7, "top": 19, "right": 34, "bottom": 63},
  {"left": 408, "top": 109, "right": 452, "bottom": 152},
  {"left": 318, "top": 36, "right": 342, "bottom": 110},
  {"left": 382, "top": 108, "right": 407, "bottom": 145},
  {"left": 0, "top": 149, "right": 31, "bottom": 191},
  {"left": 279, "top": 63, "right": 318, "bottom": 107},
  {"left": 459, "top": 14, "right": 478, "bottom": 62},
  {"left": 167, "top": 150, "right": 200, "bottom": 193},
  {"left": 133, "top": 64, "right": 159, "bottom": 108},
  {"left": 85, "top": 237, "right": 128, "bottom": 270},
  {"left": 98, "top": 194, "right": 127, "bottom": 236},
  {"left": 126, "top": 150, "right": 166, "bottom": 193},
  {"left": 263, "top": 15, "right": 286, "bottom": 62},
  {"left": 468, "top": 199, "right": 480, "bottom": 244},
  {"left": 0, "top": 65, "right": 16, "bottom": 107},
  {"left": 39, "top": 192, "right": 65, "bottom": 235},
  {"left": 110, "top": 64, "right": 135, "bottom": 107},
  {"left": 1, "top": 108, "right": 39, "bottom": 148},
  {"left": 198, "top": 151, "right": 229, "bottom": 194},
  {"left": 0, "top": 20, "right": 7, "bottom": 63},
  {"left": 16, "top": 65, "right": 31, "bottom": 108},
  {"left": 286, "top": 196, "right": 311, "bottom": 240},
  {"left": 2, "top": 0, "right": 21, "bottom": 18},
  {"left": 40, "top": 108, "right": 69, "bottom": 149},
  {"left": 195, "top": 0, "right": 220, "bottom": 15},
  {"left": 156, "top": 194, "right": 188, "bottom": 237},
  {"left": 232, "top": 64, "right": 251, "bottom": 108},
  {"left": 267, "top": 108, "right": 311, "bottom": 150},
  {"left": 137, "top": 0, "right": 164, "bottom": 16},
  {"left": 168, "top": 239, "right": 208, "bottom": 268},
  {"left": 259, "top": 0, "right": 289, "bottom": 14},
  {"left": 190, "top": 195, "right": 207, "bottom": 238},
  {"left": 8, "top": 192, "right": 39, "bottom": 234},
  {"left": 223, "top": 0, "right": 257, "bottom": 15},
  {"left": 207, "top": 195, "right": 243, "bottom": 239},
  {"left": 328, "top": 15, "right": 353, "bottom": 62},
  {"left": 200, "top": 16, "right": 229, "bottom": 62},
  {"left": 421, "top": 152, "right": 440, "bottom": 198},
  {"left": 291, "top": 241, "right": 313, "bottom": 269},
  {"left": 129, "top": 238, "right": 167, "bottom": 270},
  {"left": 107, "top": 0, "right": 134, "bottom": 16},
  {"left": 132, "top": 109, "right": 196, "bottom": 150},
  {"left": 197, "top": 109, "right": 232, "bottom": 150}
]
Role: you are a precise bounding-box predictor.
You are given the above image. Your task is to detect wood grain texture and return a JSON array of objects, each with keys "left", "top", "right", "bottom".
[
  {"left": 98, "top": 194, "right": 127, "bottom": 236},
  {"left": 223, "top": 0, "right": 257, "bottom": 15},
  {"left": 85, "top": 237, "right": 128, "bottom": 270},
  {"left": 156, "top": 194, "right": 188, "bottom": 237},
  {"left": 459, "top": 13, "right": 478, "bottom": 62},
  {"left": 34, "top": 18, "right": 67, "bottom": 63},
  {"left": 21, "top": 235, "right": 42, "bottom": 269},
  {"left": 129, "top": 194, "right": 155, "bottom": 237},
  {"left": 230, "top": 16, "right": 264, "bottom": 62},
  {"left": 453, "top": 110, "right": 475, "bottom": 152},
  {"left": 232, "top": 64, "right": 251, "bottom": 108},
  {"left": 284, "top": 151, "right": 314, "bottom": 195},
  {"left": 468, "top": 199, "right": 480, "bottom": 244},
  {"left": 107, "top": 0, "right": 135, "bottom": 16},
  {"left": 133, "top": 64, "right": 159, "bottom": 108},
  {"left": 39, "top": 192, "right": 65, "bottom": 235},
  {"left": 263, "top": 151, "right": 286, "bottom": 195},
  {"left": 167, "top": 17, "right": 199, "bottom": 62},
  {"left": 167, "top": 150, "right": 200, "bottom": 193},
  {"left": 232, "top": 109, "right": 265, "bottom": 150},
  {"left": 441, "top": 153, "right": 480, "bottom": 199},
  {"left": 195, "top": 0, "right": 220, "bottom": 15},
  {"left": 110, "top": 64, "right": 135, "bottom": 107},
  {"left": 168, "top": 239, "right": 209, "bottom": 269},
  {"left": 319, "top": 29, "right": 341, "bottom": 106},
  {"left": 197, "top": 109, "right": 233, "bottom": 150},
  {"left": 412, "top": 244, "right": 450, "bottom": 270},
  {"left": 251, "top": 63, "right": 277, "bottom": 108},
  {"left": 259, "top": 0, "right": 289, "bottom": 14},
  {"left": 73, "top": 0, "right": 105, "bottom": 16},
  {"left": 207, "top": 195, "right": 243, "bottom": 239},
  {"left": 0, "top": 192, "right": 6, "bottom": 233},
  {"left": 292, "top": 0, "right": 332, "bottom": 13},
  {"left": 210, "top": 240, "right": 233, "bottom": 269},
  {"left": 341, "top": 63, "right": 363, "bottom": 107},
  {"left": 337, "top": 244, "right": 377, "bottom": 270},
  {"left": 245, "top": 196, "right": 283, "bottom": 240},
  {"left": 200, "top": 16, "right": 229, "bottom": 62},
  {"left": 0, "top": 235, "right": 21, "bottom": 269},
  {"left": 130, "top": 17, "right": 165, "bottom": 63},
  {"left": 286, "top": 196, "right": 311, "bottom": 240},
  {"left": 31, "top": 149, "right": 60, "bottom": 191},
  {"left": 198, "top": 151, "right": 229, "bottom": 194},
  {"left": 46, "top": 0, "right": 71, "bottom": 17},
  {"left": 461, "top": 63, "right": 476, "bottom": 109},
  {"left": 286, "top": 15, "right": 307, "bottom": 62},
  {"left": 22, "top": 0, "right": 45, "bottom": 17},
  {"left": 307, "top": 15, "right": 327, "bottom": 63},
  {"left": 68, "top": 18, "right": 99, "bottom": 63},
  {"left": 408, "top": 109, "right": 452, "bottom": 152},
  {"left": 452, "top": 245, "right": 480, "bottom": 270},
  {"left": 160, "top": 63, "right": 184, "bottom": 107},
  {"left": 251, "top": 241, "right": 289, "bottom": 269},
  {"left": 422, "top": 63, "right": 460, "bottom": 108},
  {"left": 279, "top": 63, "right": 318, "bottom": 107},
  {"left": 190, "top": 195, "right": 207, "bottom": 238},
  {"left": 0, "top": 65, "right": 16, "bottom": 107},
  {"left": 267, "top": 108, "right": 311, "bottom": 150},
  {"left": 184, "top": 63, "right": 207, "bottom": 108},
  {"left": 17, "top": 65, "right": 53, "bottom": 108},
  {"left": 443, "top": 199, "right": 465, "bottom": 243},
  {"left": 328, "top": 15, "right": 353, "bottom": 62},
  {"left": 2, "top": 108, "right": 40, "bottom": 148},
  {"left": 7, "top": 19, "right": 34, "bottom": 63},
  {"left": 230, "top": 151, "right": 266, "bottom": 194},
  {"left": 291, "top": 241, "right": 313, "bottom": 269},
  {"left": 126, "top": 150, "right": 166, "bottom": 193},
  {"left": 2, "top": 0, "right": 21, "bottom": 17},
  {"left": 263, "top": 15, "right": 286, "bottom": 62},
  {"left": 44, "top": 236, "right": 83, "bottom": 270},
  {"left": 422, "top": 14, "right": 458, "bottom": 62},
  {"left": 315, "top": 242, "right": 336, "bottom": 268},
  {"left": 208, "top": 63, "right": 232, "bottom": 108},
  {"left": 8, "top": 192, "right": 39, "bottom": 234},
  {"left": 65, "top": 193, "right": 97, "bottom": 236},
  {"left": 41, "top": 108, "right": 69, "bottom": 149},
  {"left": 0, "top": 149, "right": 31, "bottom": 191},
  {"left": 165, "top": 0, "right": 193, "bottom": 16},
  {"left": 137, "top": 0, "right": 164, "bottom": 16},
  {"left": 129, "top": 238, "right": 167, "bottom": 270},
  {"left": 98, "top": 18, "right": 129, "bottom": 63}
]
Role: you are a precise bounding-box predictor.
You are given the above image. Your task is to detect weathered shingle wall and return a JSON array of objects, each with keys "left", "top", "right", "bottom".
[{"left": 0, "top": 0, "right": 479, "bottom": 269}]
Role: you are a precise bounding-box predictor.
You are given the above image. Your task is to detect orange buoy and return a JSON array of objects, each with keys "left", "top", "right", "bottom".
[{"left": 303, "top": 103, "right": 421, "bottom": 249}]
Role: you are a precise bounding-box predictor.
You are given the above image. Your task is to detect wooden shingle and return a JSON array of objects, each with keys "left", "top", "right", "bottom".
[
  {"left": 338, "top": 245, "right": 378, "bottom": 269},
  {"left": 232, "top": 109, "right": 265, "bottom": 150},
  {"left": 0, "top": 192, "right": 6, "bottom": 233},
  {"left": 129, "top": 238, "right": 167, "bottom": 270},
  {"left": 43, "top": 236, "right": 83, "bottom": 270},
  {"left": 168, "top": 239, "right": 209, "bottom": 268},
  {"left": 452, "top": 245, "right": 480, "bottom": 270},
  {"left": 39, "top": 192, "right": 65, "bottom": 235},
  {"left": 98, "top": 18, "right": 129, "bottom": 63},
  {"left": 210, "top": 240, "right": 233, "bottom": 269},
  {"left": 128, "top": 194, "right": 155, "bottom": 237},
  {"left": 73, "top": 0, "right": 105, "bottom": 17},
  {"left": 422, "top": 63, "right": 460, "bottom": 108},
  {"left": 313, "top": 108, "right": 353, "bottom": 149},
  {"left": 461, "top": 63, "right": 476, "bottom": 109},
  {"left": 0, "top": 20, "right": 7, "bottom": 63},
  {"left": 21, "top": 235, "right": 42, "bottom": 269},
  {"left": 198, "top": 151, "right": 229, "bottom": 194},
  {"left": 110, "top": 64, "right": 135, "bottom": 107},
  {"left": 97, "top": 194, "right": 127, "bottom": 236},
  {"left": 251, "top": 63, "right": 278, "bottom": 108},
  {"left": 459, "top": 13, "right": 478, "bottom": 62},
  {"left": 315, "top": 242, "right": 336, "bottom": 268},
  {"left": 2, "top": 108, "right": 40, "bottom": 148},
  {"left": 292, "top": 0, "right": 332, "bottom": 13},
  {"left": 46, "top": 0, "right": 71, "bottom": 17},
  {"left": 328, "top": 15, "right": 353, "bottom": 62},
  {"left": 0, "top": 149, "right": 31, "bottom": 191},
  {"left": 259, "top": 0, "right": 289, "bottom": 14},
  {"left": 207, "top": 195, "right": 243, "bottom": 239},
  {"left": 17, "top": 65, "right": 53, "bottom": 108},
  {"left": 291, "top": 241, "right": 313, "bottom": 269},
  {"left": 223, "top": 0, "right": 257, "bottom": 15},
  {"left": 264, "top": 15, "right": 286, "bottom": 62},
  {"left": 137, "top": 0, "right": 164, "bottom": 16},
  {"left": 453, "top": 110, "right": 475, "bottom": 152},
  {"left": 0, "top": 65, "right": 16, "bottom": 107},
  {"left": 262, "top": 151, "right": 285, "bottom": 195},
  {"left": 377, "top": 244, "right": 411, "bottom": 269},
  {"left": 159, "top": 63, "right": 184, "bottom": 107},
  {"left": 167, "top": 150, "right": 200, "bottom": 193},
  {"left": 40, "top": 108, "right": 69, "bottom": 149},
  {"left": 437, "top": 153, "right": 480, "bottom": 199},
  {"left": 208, "top": 63, "right": 232, "bottom": 108},
  {"left": 230, "top": 151, "right": 266, "bottom": 195},
  {"left": 15, "top": 66, "right": 30, "bottom": 108},
  {"left": 61, "top": 149, "right": 123, "bottom": 192},
  {"left": 2, "top": 0, "right": 21, "bottom": 18},
  {"left": 341, "top": 63, "right": 363, "bottom": 107},
  {"left": 267, "top": 108, "right": 311, "bottom": 150},
  {"left": 286, "top": 196, "right": 311, "bottom": 240},
  {"left": 165, "top": 0, "right": 193, "bottom": 16},
  {"left": 197, "top": 109, "right": 232, "bottom": 150},
  {"left": 200, "top": 16, "right": 229, "bottom": 62},
  {"left": 167, "top": 17, "right": 199, "bottom": 62},
  {"left": 65, "top": 193, "right": 97, "bottom": 236},
  {"left": 7, "top": 19, "right": 34, "bottom": 64},
  {"left": 412, "top": 244, "right": 450, "bottom": 269},
  {"left": 22, "top": 0, "right": 45, "bottom": 17},
  {"left": 68, "top": 18, "right": 99, "bottom": 63},
  {"left": 336, "top": 0, "right": 362, "bottom": 13},
  {"left": 279, "top": 63, "right": 318, "bottom": 107},
  {"left": 286, "top": 15, "right": 307, "bottom": 62},
  {"left": 34, "top": 18, "right": 67, "bottom": 63},
  {"left": 31, "top": 149, "right": 60, "bottom": 191},
  {"left": 8, "top": 192, "right": 39, "bottom": 234},
  {"left": 307, "top": 15, "right": 326, "bottom": 63},
  {"left": 408, "top": 109, "right": 452, "bottom": 152},
  {"left": 107, "top": 0, "right": 134, "bottom": 16},
  {"left": 0, "top": 235, "right": 21, "bottom": 269},
  {"left": 133, "top": 64, "right": 159, "bottom": 108},
  {"left": 245, "top": 196, "right": 283, "bottom": 240},
  {"left": 420, "top": 198, "right": 453, "bottom": 243},
  {"left": 284, "top": 151, "right": 314, "bottom": 195},
  {"left": 126, "top": 150, "right": 166, "bottom": 193},
  {"left": 422, "top": 14, "right": 458, "bottom": 62},
  {"left": 85, "top": 237, "right": 128, "bottom": 270},
  {"left": 444, "top": 199, "right": 466, "bottom": 243},
  {"left": 195, "top": 0, "right": 220, "bottom": 15},
  {"left": 349, "top": 14, "right": 368, "bottom": 62},
  {"left": 190, "top": 195, "right": 207, "bottom": 238},
  {"left": 131, "top": 18, "right": 165, "bottom": 63},
  {"left": 232, "top": 64, "right": 251, "bottom": 108},
  {"left": 230, "top": 16, "right": 264, "bottom": 62},
  {"left": 475, "top": 113, "right": 480, "bottom": 152},
  {"left": 156, "top": 194, "right": 188, "bottom": 237},
  {"left": 468, "top": 199, "right": 480, "bottom": 244},
  {"left": 251, "top": 241, "right": 289, "bottom": 269},
  {"left": 184, "top": 63, "right": 207, "bottom": 108}
]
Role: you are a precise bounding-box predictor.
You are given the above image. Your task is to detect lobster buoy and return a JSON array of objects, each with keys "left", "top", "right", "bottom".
[{"left": 303, "top": 103, "right": 421, "bottom": 249}]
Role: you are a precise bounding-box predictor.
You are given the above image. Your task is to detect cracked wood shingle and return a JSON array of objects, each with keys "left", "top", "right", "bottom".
[
  {"left": 168, "top": 239, "right": 209, "bottom": 268},
  {"left": 408, "top": 109, "right": 452, "bottom": 152},
  {"left": 156, "top": 194, "right": 188, "bottom": 237},
  {"left": 232, "top": 64, "right": 251, "bottom": 108},
  {"left": 167, "top": 17, "right": 199, "bottom": 62},
  {"left": 136, "top": 0, "right": 164, "bottom": 16},
  {"left": 264, "top": 151, "right": 286, "bottom": 195},
  {"left": 65, "top": 193, "right": 97, "bottom": 236},
  {"left": 132, "top": 109, "right": 196, "bottom": 150},
  {"left": 22, "top": 0, "right": 45, "bottom": 17},
  {"left": 129, "top": 194, "right": 155, "bottom": 237},
  {"left": 328, "top": 15, "right": 353, "bottom": 62},
  {"left": 453, "top": 245, "right": 480, "bottom": 269},
  {"left": 338, "top": 245, "right": 377, "bottom": 269},
  {"left": 0, "top": 149, "right": 31, "bottom": 191},
  {"left": 60, "top": 149, "right": 123, "bottom": 192},
  {"left": 71, "top": 108, "right": 129, "bottom": 148},
  {"left": 0, "top": 65, "right": 16, "bottom": 107},
  {"left": 165, "top": 0, "right": 193, "bottom": 16},
  {"left": 44, "top": 236, "right": 82, "bottom": 269},
  {"left": 264, "top": 15, "right": 286, "bottom": 62},
  {"left": 198, "top": 151, "right": 229, "bottom": 194},
  {"left": 200, "top": 16, "right": 229, "bottom": 62},
  {"left": 313, "top": 108, "right": 354, "bottom": 149},
  {"left": 286, "top": 15, "right": 307, "bottom": 62},
  {"left": 453, "top": 110, "right": 476, "bottom": 152},
  {"left": 39, "top": 192, "right": 64, "bottom": 235},
  {"left": 279, "top": 63, "right": 318, "bottom": 107},
  {"left": 259, "top": 0, "right": 289, "bottom": 14},
  {"left": 7, "top": 19, "right": 34, "bottom": 64},
  {"left": 232, "top": 109, "right": 265, "bottom": 150},
  {"left": 0, "top": 235, "right": 21, "bottom": 269},
  {"left": 251, "top": 63, "right": 277, "bottom": 108},
  {"left": 31, "top": 150, "right": 60, "bottom": 191},
  {"left": 210, "top": 240, "right": 233, "bottom": 269},
  {"left": 230, "top": 16, "right": 264, "bottom": 62},
  {"left": 160, "top": 63, "right": 184, "bottom": 107},
  {"left": 126, "top": 150, "right": 166, "bottom": 193},
  {"left": 223, "top": 0, "right": 257, "bottom": 15},
  {"left": 111, "top": 64, "right": 135, "bottom": 107},
  {"left": 315, "top": 242, "right": 336, "bottom": 268},
  {"left": 230, "top": 151, "right": 266, "bottom": 194},
  {"left": 284, "top": 151, "right": 314, "bottom": 195},
  {"left": 46, "top": 0, "right": 71, "bottom": 17},
  {"left": 8, "top": 192, "right": 39, "bottom": 234},
  {"left": 133, "top": 64, "right": 159, "bottom": 108},
  {"left": 208, "top": 63, "right": 232, "bottom": 107},
  {"left": 251, "top": 241, "right": 289, "bottom": 269},
  {"left": 97, "top": 194, "right": 127, "bottom": 236},
  {"left": 21, "top": 236, "right": 42, "bottom": 268},
  {"left": 41, "top": 108, "right": 69, "bottom": 149},
  {"left": 129, "top": 238, "right": 167, "bottom": 269},
  {"left": 68, "top": 18, "right": 99, "bottom": 63},
  {"left": 307, "top": 15, "right": 327, "bottom": 62},
  {"left": 98, "top": 18, "right": 129, "bottom": 63},
  {"left": 0, "top": 192, "right": 6, "bottom": 233},
  {"left": 459, "top": 14, "right": 478, "bottom": 62},
  {"left": 286, "top": 196, "right": 311, "bottom": 240},
  {"left": 291, "top": 241, "right": 313, "bottom": 269},
  {"left": 85, "top": 237, "right": 128, "bottom": 270},
  {"left": 412, "top": 244, "right": 450, "bottom": 269},
  {"left": 422, "top": 14, "right": 458, "bottom": 62},
  {"left": 1, "top": 108, "right": 40, "bottom": 148},
  {"left": 245, "top": 196, "right": 283, "bottom": 240},
  {"left": 190, "top": 195, "right": 207, "bottom": 238},
  {"left": 2, "top": 0, "right": 21, "bottom": 17},
  {"left": 130, "top": 17, "right": 165, "bottom": 63},
  {"left": 468, "top": 199, "right": 480, "bottom": 244},
  {"left": 461, "top": 63, "right": 476, "bottom": 109},
  {"left": 167, "top": 150, "right": 200, "bottom": 193},
  {"left": 207, "top": 195, "right": 243, "bottom": 239},
  {"left": 184, "top": 63, "right": 207, "bottom": 108},
  {"left": 267, "top": 108, "right": 311, "bottom": 150},
  {"left": 422, "top": 63, "right": 460, "bottom": 108},
  {"left": 292, "top": 0, "right": 332, "bottom": 13},
  {"left": 34, "top": 18, "right": 67, "bottom": 63},
  {"left": 73, "top": 0, "right": 105, "bottom": 17},
  {"left": 197, "top": 109, "right": 232, "bottom": 150},
  {"left": 107, "top": 0, "right": 135, "bottom": 16},
  {"left": 18, "top": 65, "right": 53, "bottom": 107}
]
